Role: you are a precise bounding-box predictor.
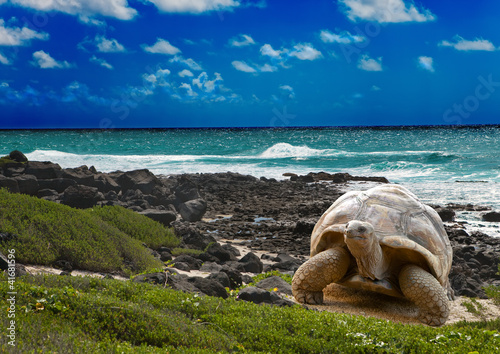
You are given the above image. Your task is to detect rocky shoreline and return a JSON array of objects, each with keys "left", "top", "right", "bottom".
[{"left": 1, "top": 151, "right": 499, "bottom": 302}]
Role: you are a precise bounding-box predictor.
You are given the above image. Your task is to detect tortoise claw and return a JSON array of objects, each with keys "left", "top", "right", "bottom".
[{"left": 294, "top": 290, "right": 324, "bottom": 305}]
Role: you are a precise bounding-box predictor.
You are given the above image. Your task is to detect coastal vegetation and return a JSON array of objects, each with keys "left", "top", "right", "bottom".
[
  {"left": 0, "top": 189, "right": 499, "bottom": 352},
  {"left": 1, "top": 274, "right": 499, "bottom": 353},
  {"left": 0, "top": 189, "right": 178, "bottom": 275}
]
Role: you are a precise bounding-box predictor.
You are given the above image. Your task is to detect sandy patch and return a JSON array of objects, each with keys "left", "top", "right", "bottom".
[
  {"left": 23, "top": 265, "right": 129, "bottom": 281},
  {"left": 297, "top": 283, "right": 500, "bottom": 326}
]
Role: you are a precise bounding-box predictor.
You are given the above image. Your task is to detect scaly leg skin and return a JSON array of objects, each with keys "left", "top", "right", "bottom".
[
  {"left": 399, "top": 264, "right": 450, "bottom": 326},
  {"left": 292, "top": 247, "right": 350, "bottom": 305}
]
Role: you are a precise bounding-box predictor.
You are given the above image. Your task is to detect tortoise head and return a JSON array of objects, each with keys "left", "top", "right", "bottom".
[
  {"left": 344, "top": 220, "right": 388, "bottom": 280},
  {"left": 344, "top": 220, "right": 376, "bottom": 250}
]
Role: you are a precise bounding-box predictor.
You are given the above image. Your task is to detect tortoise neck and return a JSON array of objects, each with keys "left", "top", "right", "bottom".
[{"left": 347, "top": 239, "right": 389, "bottom": 280}]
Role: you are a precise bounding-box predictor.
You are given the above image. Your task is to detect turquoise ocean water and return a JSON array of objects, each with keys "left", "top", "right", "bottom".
[{"left": 1, "top": 126, "right": 499, "bottom": 234}]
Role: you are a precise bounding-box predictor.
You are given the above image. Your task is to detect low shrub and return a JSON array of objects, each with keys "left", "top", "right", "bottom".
[
  {"left": 0, "top": 189, "right": 162, "bottom": 274},
  {"left": 87, "top": 206, "right": 180, "bottom": 249},
  {"left": 171, "top": 248, "right": 203, "bottom": 257},
  {"left": 1, "top": 274, "right": 499, "bottom": 353}
]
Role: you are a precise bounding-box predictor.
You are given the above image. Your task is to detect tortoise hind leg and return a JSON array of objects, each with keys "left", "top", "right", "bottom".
[
  {"left": 292, "top": 247, "right": 350, "bottom": 305},
  {"left": 399, "top": 264, "right": 450, "bottom": 326}
]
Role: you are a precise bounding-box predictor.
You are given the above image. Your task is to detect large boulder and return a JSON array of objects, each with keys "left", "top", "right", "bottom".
[
  {"left": 61, "top": 167, "right": 95, "bottom": 186},
  {"left": 14, "top": 175, "right": 39, "bottom": 195},
  {"left": 237, "top": 286, "right": 280, "bottom": 304},
  {"left": 62, "top": 185, "right": 104, "bottom": 208},
  {"left": 9, "top": 150, "right": 28, "bottom": 163},
  {"left": 187, "top": 277, "right": 228, "bottom": 298},
  {"left": 206, "top": 242, "right": 233, "bottom": 263},
  {"left": 434, "top": 207, "right": 456, "bottom": 222},
  {"left": 38, "top": 178, "right": 77, "bottom": 193},
  {"left": 93, "top": 174, "right": 121, "bottom": 193},
  {"left": 24, "top": 161, "right": 62, "bottom": 179},
  {"left": 0, "top": 175, "right": 20, "bottom": 193},
  {"left": 116, "top": 169, "right": 160, "bottom": 194},
  {"left": 239, "top": 252, "right": 263, "bottom": 273},
  {"left": 178, "top": 198, "right": 207, "bottom": 222},
  {"left": 173, "top": 255, "right": 202, "bottom": 270},
  {"left": 173, "top": 176, "right": 202, "bottom": 205},
  {"left": 482, "top": 211, "right": 500, "bottom": 222},
  {"left": 139, "top": 209, "right": 177, "bottom": 226}
]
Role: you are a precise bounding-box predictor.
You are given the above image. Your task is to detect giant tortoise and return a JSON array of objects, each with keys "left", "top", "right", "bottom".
[{"left": 292, "top": 184, "right": 454, "bottom": 326}]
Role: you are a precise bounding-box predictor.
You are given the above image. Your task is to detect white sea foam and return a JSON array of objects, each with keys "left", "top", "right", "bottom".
[
  {"left": 259, "top": 143, "right": 340, "bottom": 158},
  {"left": 25, "top": 145, "right": 500, "bottom": 216}
]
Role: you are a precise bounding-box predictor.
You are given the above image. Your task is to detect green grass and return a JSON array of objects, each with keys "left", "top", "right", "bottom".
[
  {"left": 0, "top": 189, "right": 177, "bottom": 274},
  {"left": 171, "top": 248, "right": 204, "bottom": 257},
  {"left": 486, "top": 285, "right": 500, "bottom": 306},
  {"left": 0, "top": 156, "right": 22, "bottom": 168},
  {"left": 1, "top": 274, "right": 499, "bottom": 353},
  {"left": 87, "top": 205, "right": 180, "bottom": 250},
  {"left": 462, "top": 298, "right": 487, "bottom": 321}
]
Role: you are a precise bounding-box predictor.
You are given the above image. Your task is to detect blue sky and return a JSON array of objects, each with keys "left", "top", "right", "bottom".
[{"left": 1, "top": 0, "right": 500, "bottom": 128}]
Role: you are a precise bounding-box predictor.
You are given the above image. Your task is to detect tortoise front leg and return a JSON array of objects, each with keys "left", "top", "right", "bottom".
[
  {"left": 399, "top": 264, "right": 450, "bottom": 326},
  {"left": 292, "top": 247, "right": 350, "bottom": 304}
]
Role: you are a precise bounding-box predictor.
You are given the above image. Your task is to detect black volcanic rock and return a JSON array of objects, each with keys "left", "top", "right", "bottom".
[
  {"left": 178, "top": 198, "right": 207, "bottom": 222},
  {"left": 0, "top": 175, "right": 19, "bottom": 193},
  {"left": 62, "top": 185, "right": 104, "bottom": 209},
  {"left": 14, "top": 175, "right": 39, "bottom": 195},
  {"left": 9, "top": 150, "right": 28, "bottom": 163},
  {"left": 116, "top": 169, "right": 161, "bottom": 194},
  {"left": 25, "top": 161, "right": 62, "bottom": 179},
  {"left": 482, "top": 211, "right": 500, "bottom": 222},
  {"left": 139, "top": 209, "right": 177, "bottom": 226}
]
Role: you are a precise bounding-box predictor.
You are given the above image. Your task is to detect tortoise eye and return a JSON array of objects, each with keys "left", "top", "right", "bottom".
[{"left": 358, "top": 226, "right": 366, "bottom": 233}]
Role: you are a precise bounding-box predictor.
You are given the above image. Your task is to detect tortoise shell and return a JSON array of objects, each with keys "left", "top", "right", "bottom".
[{"left": 310, "top": 184, "right": 453, "bottom": 288}]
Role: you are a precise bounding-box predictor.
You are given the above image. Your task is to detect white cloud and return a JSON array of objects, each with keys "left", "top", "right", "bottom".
[
  {"left": 260, "top": 44, "right": 282, "bottom": 58},
  {"left": 32, "top": 50, "right": 72, "bottom": 69},
  {"left": 0, "top": 52, "right": 10, "bottom": 65},
  {"left": 371, "top": 85, "right": 381, "bottom": 91},
  {"left": 179, "top": 83, "right": 197, "bottom": 97},
  {"left": 289, "top": 43, "right": 322, "bottom": 61},
  {"left": 229, "top": 34, "right": 255, "bottom": 47},
  {"left": 146, "top": 0, "right": 240, "bottom": 14},
  {"left": 90, "top": 55, "right": 113, "bottom": 69},
  {"left": 0, "top": 19, "right": 49, "bottom": 46},
  {"left": 95, "top": 35, "right": 126, "bottom": 53},
  {"left": 320, "top": 29, "right": 365, "bottom": 44},
  {"left": 417, "top": 56, "right": 434, "bottom": 72},
  {"left": 339, "top": 0, "right": 436, "bottom": 23},
  {"left": 258, "top": 63, "right": 277, "bottom": 72},
  {"left": 279, "top": 85, "right": 295, "bottom": 99},
  {"left": 9, "top": 0, "right": 137, "bottom": 21},
  {"left": 192, "top": 72, "right": 223, "bottom": 93},
  {"left": 169, "top": 56, "right": 202, "bottom": 71},
  {"left": 438, "top": 36, "right": 496, "bottom": 51},
  {"left": 232, "top": 60, "right": 256, "bottom": 73},
  {"left": 357, "top": 54, "right": 382, "bottom": 71},
  {"left": 143, "top": 38, "right": 181, "bottom": 55},
  {"left": 143, "top": 68, "right": 171, "bottom": 89},
  {"left": 178, "top": 69, "right": 194, "bottom": 77}
]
